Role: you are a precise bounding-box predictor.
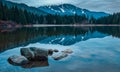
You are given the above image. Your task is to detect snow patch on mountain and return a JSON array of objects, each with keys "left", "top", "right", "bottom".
[
  {"left": 82, "top": 10, "right": 85, "bottom": 14},
  {"left": 59, "top": 7, "right": 65, "bottom": 13},
  {"left": 73, "top": 11, "right": 76, "bottom": 14}
]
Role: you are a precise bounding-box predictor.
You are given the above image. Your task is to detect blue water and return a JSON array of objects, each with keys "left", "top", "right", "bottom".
[{"left": 0, "top": 27, "right": 120, "bottom": 72}]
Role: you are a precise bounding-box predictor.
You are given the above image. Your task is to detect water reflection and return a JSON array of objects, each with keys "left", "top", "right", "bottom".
[
  {"left": 22, "top": 60, "right": 49, "bottom": 68},
  {"left": 0, "top": 26, "right": 120, "bottom": 72},
  {"left": 0, "top": 26, "right": 120, "bottom": 53},
  {"left": 8, "top": 59, "right": 49, "bottom": 68}
]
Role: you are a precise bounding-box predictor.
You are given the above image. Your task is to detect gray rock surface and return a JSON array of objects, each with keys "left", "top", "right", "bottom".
[
  {"left": 8, "top": 55, "right": 29, "bottom": 66},
  {"left": 20, "top": 47, "right": 50, "bottom": 61},
  {"left": 30, "top": 47, "right": 48, "bottom": 57},
  {"left": 52, "top": 52, "right": 68, "bottom": 60},
  {"left": 52, "top": 49, "right": 73, "bottom": 60},
  {"left": 8, "top": 47, "right": 62, "bottom": 67},
  {"left": 20, "top": 48, "right": 34, "bottom": 60},
  {"left": 62, "top": 49, "right": 73, "bottom": 54}
]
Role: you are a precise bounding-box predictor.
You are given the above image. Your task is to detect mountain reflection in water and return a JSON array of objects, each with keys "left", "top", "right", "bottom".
[
  {"left": 0, "top": 26, "right": 120, "bottom": 53},
  {"left": 0, "top": 26, "right": 120, "bottom": 72}
]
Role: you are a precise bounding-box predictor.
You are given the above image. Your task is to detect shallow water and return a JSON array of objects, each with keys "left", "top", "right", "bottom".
[{"left": 0, "top": 26, "right": 120, "bottom": 72}]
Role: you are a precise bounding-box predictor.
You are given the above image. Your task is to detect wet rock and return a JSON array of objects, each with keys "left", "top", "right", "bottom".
[
  {"left": 20, "top": 47, "right": 50, "bottom": 61},
  {"left": 30, "top": 47, "right": 48, "bottom": 57},
  {"left": 48, "top": 49, "right": 54, "bottom": 56},
  {"left": 62, "top": 49, "right": 73, "bottom": 54},
  {"left": 52, "top": 53, "right": 68, "bottom": 60},
  {"left": 8, "top": 55, "right": 29, "bottom": 66},
  {"left": 22, "top": 60, "right": 49, "bottom": 68},
  {"left": 20, "top": 48, "right": 34, "bottom": 60},
  {"left": 52, "top": 49, "right": 73, "bottom": 60},
  {"left": 54, "top": 49, "right": 59, "bottom": 52}
]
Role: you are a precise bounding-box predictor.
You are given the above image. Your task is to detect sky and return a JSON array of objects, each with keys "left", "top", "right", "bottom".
[{"left": 7, "top": 0, "right": 120, "bottom": 14}]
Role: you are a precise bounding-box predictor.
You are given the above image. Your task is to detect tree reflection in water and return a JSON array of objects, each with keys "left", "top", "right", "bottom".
[{"left": 0, "top": 26, "right": 120, "bottom": 53}]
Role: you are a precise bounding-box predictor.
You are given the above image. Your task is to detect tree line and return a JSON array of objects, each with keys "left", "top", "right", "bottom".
[
  {"left": 91, "top": 13, "right": 120, "bottom": 24},
  {"left": 0, "top": 1, "right": 120, "bottom": 25},
  {"left": 0, "top": 2, "right": 88, "bottom": 25}
]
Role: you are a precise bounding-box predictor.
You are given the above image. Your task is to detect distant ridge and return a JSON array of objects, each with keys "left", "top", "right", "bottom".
[
  {"left": 38, "top": 4, "right": 109, "bottom": 19},
  {"left": 0, "top": 0, "right": 47, "bottom": 15},
  {"left": 0, "top": 0, "right": 109, "bottom": 19}
]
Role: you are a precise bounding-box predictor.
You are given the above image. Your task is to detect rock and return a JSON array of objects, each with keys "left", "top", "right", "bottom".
[
  {"left": 30, "top": 47, "right": 48, "bottom": 57},
  {"left": 20, "top": 47, "right": 50, "bottom": 61},
  {"left": 30, "top": 47, "right": 50, "bottom": 61},
  {"left": 48, "top": 49, "right": 54, "bottom": 55},
  {"left": 22, "top": 60, "right": 49, "bottom": 68},
  {"left": 20, "top": 48, "right": 34, "bottom": 60},
  {"left": 8, "top": 55, "right": 29, "bottom": 66},
  {"left": 52, "top": 49, "right": 73, "bottom": 60},
  {"left": 52, "top": 53, "right": 68, "bottom": 60},
  {"left": 53, "top": 49, "right": 59, "bottom": 52},
  {"left": 62, "top": 49, "right": 73, "bottom": 54}
]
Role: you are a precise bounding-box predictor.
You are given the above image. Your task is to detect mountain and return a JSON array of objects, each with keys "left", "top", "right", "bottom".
[
  {"left": 38, "top": 4, "right": 109, "bottom": 19},
  {"left": 0, "top": 0, "right": 47, "bottom": 15},
  {"left": 0, "top": 0, "right": 109, "bottom": 19},
  {"left": 39, "top": 31, "right": 107, "bottom": 45}
]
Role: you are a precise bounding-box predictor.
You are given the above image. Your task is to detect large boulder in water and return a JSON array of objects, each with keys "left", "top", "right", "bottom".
[
  {"left": 30, "top": 47, "right": 49, "bottom": 61},
  {"left": 20, "top": 47, "right": 54, "bottom": 61},
  {"left": 8, "top": 55, "right": 29, "bottom": 66},
  {"left": 30, "top": 47, "right": 48, "bottom": 57},
  {"left": 20, "top": 48, "right": 34, "bottom": 60}
]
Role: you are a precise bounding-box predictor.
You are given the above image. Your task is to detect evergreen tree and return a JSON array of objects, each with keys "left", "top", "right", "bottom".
[
  {"left": 0, "top": 2, "right": 3, "bottom": 20},
  {"left": 95, "top": 13, "right": 120, "bottom": 24},
  {"left": 0, "top": 1, "right": 90, "bottom": 25}
]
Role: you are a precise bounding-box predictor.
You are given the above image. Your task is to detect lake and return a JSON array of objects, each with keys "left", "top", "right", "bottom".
[{"left": 0, "top": 26, "right": 120, "bottom": 72}]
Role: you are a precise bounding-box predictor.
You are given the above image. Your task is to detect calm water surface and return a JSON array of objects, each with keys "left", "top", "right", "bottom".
[{"left": 0, "top": 26, "right": 120, "bottom": 72}]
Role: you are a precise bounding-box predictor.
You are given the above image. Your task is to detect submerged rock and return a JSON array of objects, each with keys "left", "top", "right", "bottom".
[
  {"left": 52, "top": 53, "right": 68, "bottom": 60},
  {"left": 62, "top": 49, "right": 73, "bottom": 54},
  {"left": 52, "top": 49, "right": 73, "bottom": 60},
  {"left": 8, "top": 55, "right": 29, "bottom": 66}
]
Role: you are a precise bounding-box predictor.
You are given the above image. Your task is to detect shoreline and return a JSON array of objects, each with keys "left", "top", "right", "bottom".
[{"left": 24, "top": 24, "right": 120, "bottom": 27}]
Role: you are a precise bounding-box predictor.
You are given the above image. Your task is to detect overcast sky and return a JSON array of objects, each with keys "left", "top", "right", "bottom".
[{"left": 7, "top": 0, "right": 120, "bottom": 14}]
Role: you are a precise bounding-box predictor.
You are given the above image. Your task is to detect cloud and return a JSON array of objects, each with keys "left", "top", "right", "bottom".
[
  {"left": 7, "top": 0, "right": 120, "bottom": 13},
  {"left": 74, "top": 0, "right": 120, "bottom": 13}
]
